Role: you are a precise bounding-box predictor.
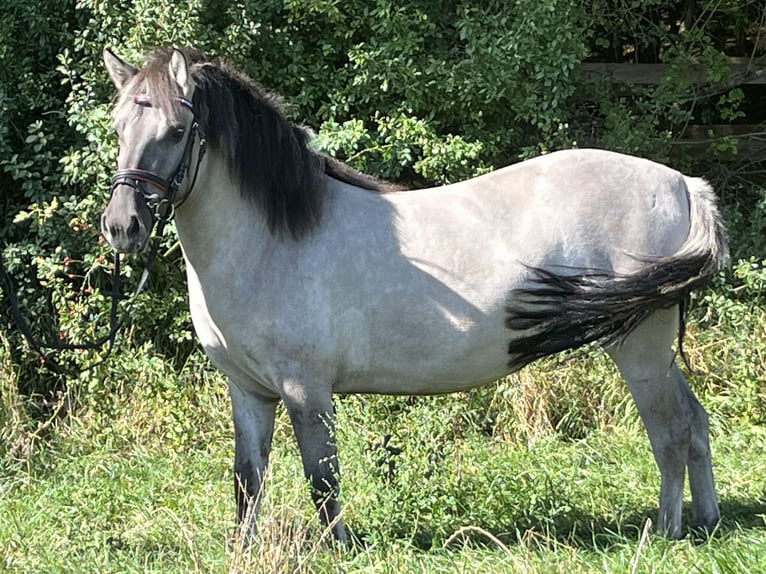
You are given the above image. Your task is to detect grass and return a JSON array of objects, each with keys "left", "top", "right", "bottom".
[
  {"left": 1, "top": 357, "right": 765, "bottom": 573},
  {"left": 2, "top": 270, "right": 765, "bottom": 572}
]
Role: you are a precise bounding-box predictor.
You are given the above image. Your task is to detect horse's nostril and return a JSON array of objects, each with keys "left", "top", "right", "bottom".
[{"left": 127, "top": 215, "right": 140, "bottom": 237}]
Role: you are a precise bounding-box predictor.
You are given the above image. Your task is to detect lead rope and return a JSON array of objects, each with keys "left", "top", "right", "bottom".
[
  {"left": 2, "top": 213, "right": 188, "bottom": 376},
  {"left": 1, "top": 248, "right": 124, "bottom": 375}
]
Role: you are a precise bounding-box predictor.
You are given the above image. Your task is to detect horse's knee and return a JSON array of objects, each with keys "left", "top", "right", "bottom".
[
  {"left": 301, "top": 448, "right": 340, "bottom": 511},
  {"left": 682, "top": 385, "right": 711, "bottom": 446},
  {"left": 306, "top": 463, "right": 340, "bottom": 506},
  {"left": 689, "top": 407, "right": 711, "bottom": 456}
]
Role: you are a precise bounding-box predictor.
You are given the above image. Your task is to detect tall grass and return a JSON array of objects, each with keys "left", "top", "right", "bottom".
[
  {"left": 2, "top": 393, "right": 765, "bottom": 573},
  {"left": 2, "top": 266, "right": 765, "bottom": 572}
]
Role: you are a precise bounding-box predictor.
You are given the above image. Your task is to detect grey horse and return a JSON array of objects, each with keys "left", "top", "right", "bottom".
[{"left": 101, "top": 46, "right": 727, "bottom": 544}]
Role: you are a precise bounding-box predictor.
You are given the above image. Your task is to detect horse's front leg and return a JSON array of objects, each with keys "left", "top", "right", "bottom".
[
  {"left": 282, "top": 381, "right": 347, "bottom": 544},
  {"left": 228, "top": 380, "right": 278, "bottom": 538}
]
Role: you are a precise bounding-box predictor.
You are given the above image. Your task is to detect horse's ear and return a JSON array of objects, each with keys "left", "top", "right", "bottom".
[
  {"left": 103, "top": 48, "right": 138, "bottom": 90},
  {"left": 169, "top": 49, "right": 194, "bottom": 99}
]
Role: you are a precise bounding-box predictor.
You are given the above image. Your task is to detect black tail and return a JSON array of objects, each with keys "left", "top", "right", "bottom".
[{"left": 505, "top": 177, "right": 728, "bottom": 370}]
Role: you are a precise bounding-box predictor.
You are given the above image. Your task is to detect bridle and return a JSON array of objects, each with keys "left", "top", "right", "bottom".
[
  {"left": 109, "top": 94, "right": 207, "bottom": 293},
  {"left": 109, "top": 95, "right": 207, "bottom": 223}
]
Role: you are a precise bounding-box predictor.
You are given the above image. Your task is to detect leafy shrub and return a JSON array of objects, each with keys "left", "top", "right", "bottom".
[{"left": 1, "top": 1, "right": 764, "bottom": 434}]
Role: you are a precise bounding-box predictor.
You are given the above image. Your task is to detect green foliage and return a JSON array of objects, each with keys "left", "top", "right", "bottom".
[
  {"left": 314, "top": 115, "right": 489, "bottom": 183},
  {"left": 1, "top": 1, "right": 764, "bottom": 419},
  {"left": 2, "top": 4, "right": 765, "bottom": 569},
  {"left": 696, "top": 260, "right": 766, "bottom": 426}
]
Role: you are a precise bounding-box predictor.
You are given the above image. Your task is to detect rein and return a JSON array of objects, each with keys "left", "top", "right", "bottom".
[
  {"left": 0, "top": 249, "right": 123, "bottom": 375},
  {"left": 1, "top": 96, "right": 206, "bottom": 375}
]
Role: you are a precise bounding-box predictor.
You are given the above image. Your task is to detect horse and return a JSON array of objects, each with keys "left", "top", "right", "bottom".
[{"left": 100, "top": 46, "right": 727, "bottom": 544}]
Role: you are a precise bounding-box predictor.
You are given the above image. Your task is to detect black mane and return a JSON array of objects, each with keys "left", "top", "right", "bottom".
[{"left": 133, "top": 47, "right": 393, "bottom": 240}]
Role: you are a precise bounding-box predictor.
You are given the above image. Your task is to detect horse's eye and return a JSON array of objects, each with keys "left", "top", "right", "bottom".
[{"left": 169, "top": 125, "right": 186, "bottom": 141}]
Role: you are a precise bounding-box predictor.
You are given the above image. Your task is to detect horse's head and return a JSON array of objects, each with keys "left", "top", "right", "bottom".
[{"left": 101, "top": 48, "right": 204, "bottom": 253}]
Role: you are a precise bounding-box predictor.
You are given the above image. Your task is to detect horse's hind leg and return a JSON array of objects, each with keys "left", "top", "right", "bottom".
[
  {"left": 607, "top": 306, "right": 718, "bottom": 538},
  {"left": 228, "top": 380, "right": 278, "bottom": 538},
  {"left": 674, "top": 366, "right": 719, "bottom": 531}
]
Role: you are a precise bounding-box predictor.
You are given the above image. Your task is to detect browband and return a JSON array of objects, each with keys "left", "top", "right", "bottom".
[{"left": 133, "top": 94, "right": 194, "bottom": 111}]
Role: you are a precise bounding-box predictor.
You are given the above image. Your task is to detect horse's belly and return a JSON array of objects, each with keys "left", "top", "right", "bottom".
[{"left": 332, "top": 313, "right": 513, "bottom": 395}]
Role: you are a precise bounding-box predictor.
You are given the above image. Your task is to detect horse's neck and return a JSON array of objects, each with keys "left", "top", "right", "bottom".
[{"left": 173, "top": 157, "right": 273, "bottom": 275}]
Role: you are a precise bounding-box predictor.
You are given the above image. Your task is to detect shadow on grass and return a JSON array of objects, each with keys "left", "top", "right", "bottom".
[{"left": 349, "top": 496, "right": 766, "bottom": 553}]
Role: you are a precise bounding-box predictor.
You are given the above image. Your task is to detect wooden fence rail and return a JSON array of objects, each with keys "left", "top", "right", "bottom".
[{"left": 579, "top": 58, "right": 766, "bottom": 85}]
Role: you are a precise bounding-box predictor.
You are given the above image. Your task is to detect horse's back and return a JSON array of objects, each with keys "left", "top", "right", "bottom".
[{"left": 387, "top": 148, "right": 692, "bottom": 275}]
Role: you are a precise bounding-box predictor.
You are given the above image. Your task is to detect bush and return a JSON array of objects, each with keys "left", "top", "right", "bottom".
[{"left": 1, "top": 1, "right": 764, "bottom": 429}]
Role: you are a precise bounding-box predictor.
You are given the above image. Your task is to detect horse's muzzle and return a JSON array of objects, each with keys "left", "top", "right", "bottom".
[{"left": 101, "top": 185, "right": 153, "bottom": 253}]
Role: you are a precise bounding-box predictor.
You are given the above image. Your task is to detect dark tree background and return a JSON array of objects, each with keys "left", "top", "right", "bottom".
[{"left": 1, "top": 0, "right": 764, "bottom": 390}]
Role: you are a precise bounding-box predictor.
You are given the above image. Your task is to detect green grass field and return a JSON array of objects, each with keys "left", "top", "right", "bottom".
[
  {"left": 2, "top": 329, "right": 765, "bottom": 573},
  {"left": 2, "top": 267, "right": 765, "bottom": 573}
]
